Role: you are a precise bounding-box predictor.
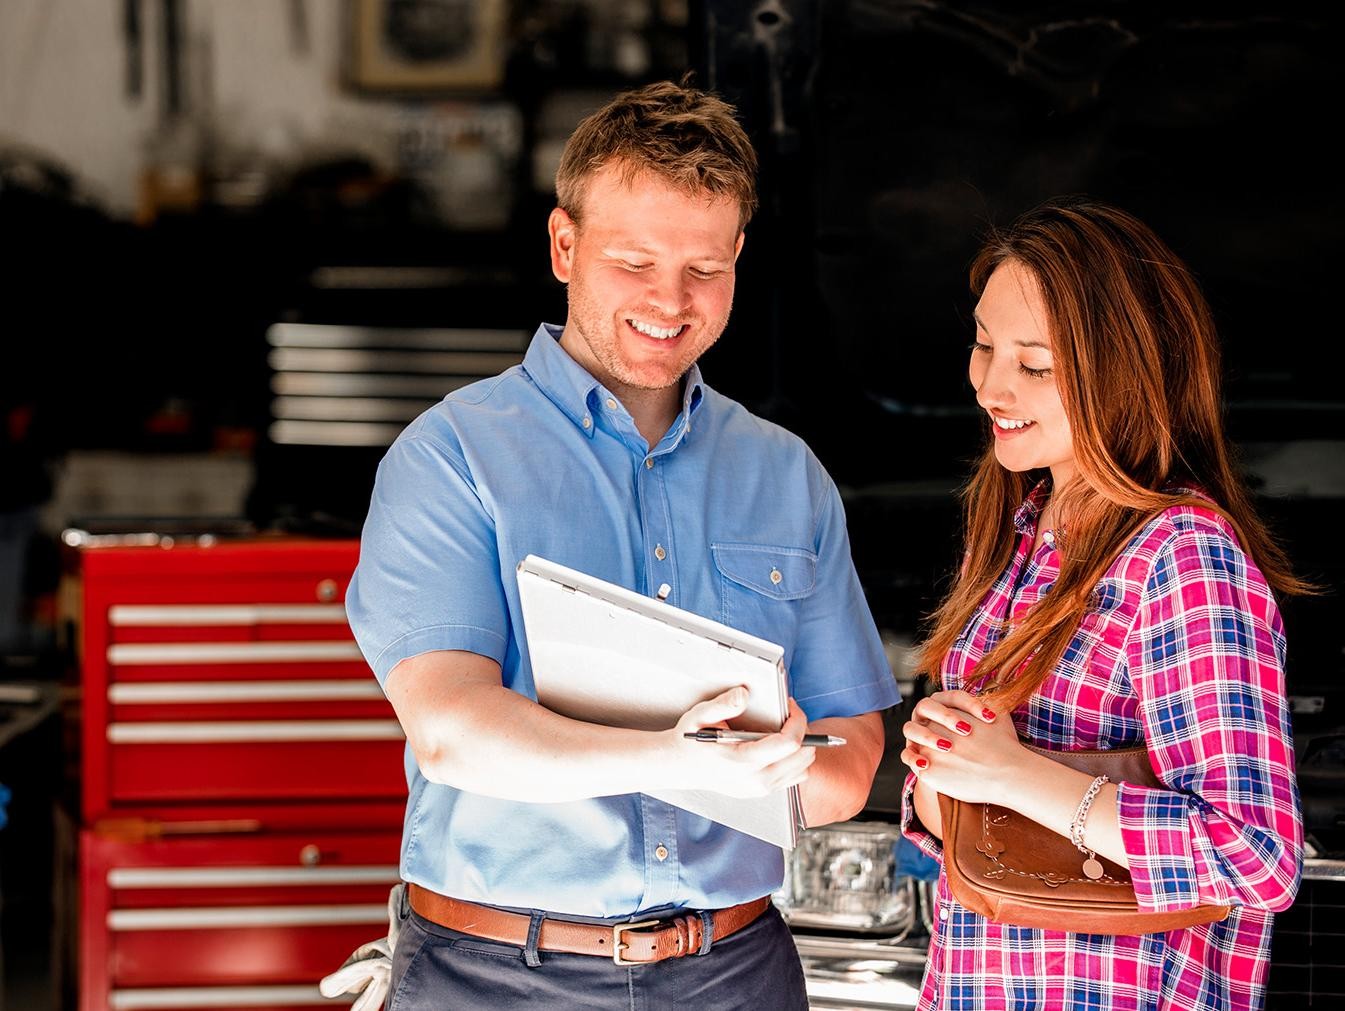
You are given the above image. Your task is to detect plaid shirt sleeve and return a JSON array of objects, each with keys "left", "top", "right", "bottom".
[
  {"left": 1117, "top": 511, "right": 1303, "bottom": 915},
  {"left": 900, "top": 770, "right": 944, "bottom": 860}
]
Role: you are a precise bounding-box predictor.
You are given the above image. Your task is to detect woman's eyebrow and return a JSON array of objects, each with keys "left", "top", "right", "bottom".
[{"left": 972, "top": 312, "right": 1050, "bottom": 349}]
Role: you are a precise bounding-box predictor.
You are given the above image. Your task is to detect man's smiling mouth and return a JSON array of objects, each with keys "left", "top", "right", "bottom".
[{"left": 628, "top": 319, "right": 687, "bottom": 340}]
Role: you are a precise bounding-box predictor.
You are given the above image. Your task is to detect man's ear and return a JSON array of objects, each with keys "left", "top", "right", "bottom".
[
  {"left": 549, "top": 208, "right": 577, "bottom": 283},
  {"left": 734, "top": 231, "right": 745, "bottom": 262}
]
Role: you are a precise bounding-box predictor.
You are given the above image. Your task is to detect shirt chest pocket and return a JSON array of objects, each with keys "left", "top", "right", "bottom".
[{"left": 710, "top": 543, "right": 817, "bottom": 654}]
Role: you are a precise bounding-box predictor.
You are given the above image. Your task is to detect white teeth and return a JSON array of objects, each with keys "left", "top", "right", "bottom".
[
  {"left": 994, "top": 417, "right": 1033, "bottom": 430},
  {"left": 629, "top": 319, "right": 682, "bottom": 340}
]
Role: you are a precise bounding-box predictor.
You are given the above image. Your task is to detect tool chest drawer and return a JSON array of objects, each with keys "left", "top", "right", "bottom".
[
  {"left": 81, "top": 827, "right": 401, "bottom": 1011},
  {"left": 72, "top": 539, "right": 406, "bottom": 822}
]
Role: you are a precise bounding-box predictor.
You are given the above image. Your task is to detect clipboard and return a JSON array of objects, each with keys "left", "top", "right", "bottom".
[{"left": 516, "top": 554, "right": 803, "bottom": 849}]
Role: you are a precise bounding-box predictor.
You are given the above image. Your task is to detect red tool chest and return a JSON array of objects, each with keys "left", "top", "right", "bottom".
[{"left": 69, "top": 538, "right": 406, "bottom": 1011}]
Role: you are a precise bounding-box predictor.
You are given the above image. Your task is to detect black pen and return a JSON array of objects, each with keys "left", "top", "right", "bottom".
[{"left": 683, "top": 729, "right": 846, "bottom": 747}]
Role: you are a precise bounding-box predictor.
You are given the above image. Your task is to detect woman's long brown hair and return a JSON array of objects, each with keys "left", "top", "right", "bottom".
[{"left": 919, "top": 197, "right": 1310, "bottom": 711}]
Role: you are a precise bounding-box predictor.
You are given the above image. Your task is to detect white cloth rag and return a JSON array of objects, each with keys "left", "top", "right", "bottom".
[{"left": 319, "top": 882, "right": 404, "bottom": 1011}]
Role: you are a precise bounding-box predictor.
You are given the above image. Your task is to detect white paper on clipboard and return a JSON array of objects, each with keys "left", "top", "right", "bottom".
[{"left": 516, "top": 554, "right": 803, "bottom": 849}]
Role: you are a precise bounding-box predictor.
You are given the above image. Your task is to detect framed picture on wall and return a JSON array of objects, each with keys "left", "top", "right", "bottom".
[{"left": 349, "top": 0, "right": 509, "bottom": 92}]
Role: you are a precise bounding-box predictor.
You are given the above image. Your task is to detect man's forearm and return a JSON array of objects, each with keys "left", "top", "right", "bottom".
[
  {"left": 392, "top": 656, "right": 674, "bottom": 802},
  {"left": 386, "top": 650, "right": 818, "bottom": 806},
  {"left": 798, "top": 712, "right": 885, "bottom": 827}
]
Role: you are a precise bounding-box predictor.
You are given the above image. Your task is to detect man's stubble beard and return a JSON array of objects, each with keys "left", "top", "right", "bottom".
[{"left": 565, "top": 281, "right": 733, "bottom": 394}]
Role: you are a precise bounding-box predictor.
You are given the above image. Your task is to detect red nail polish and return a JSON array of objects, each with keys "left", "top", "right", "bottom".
[
  {"left": 981, "top": 708, "right": 997, "bottom": 721},
  {"left": 915, "top": 757, "right": 929, "bottom": 770},
  {"left": 955, "top": 720, "right": 972, "bottom": 735},
  {"left": 936, "top": 738, "right": 953, "bottom": 752}
]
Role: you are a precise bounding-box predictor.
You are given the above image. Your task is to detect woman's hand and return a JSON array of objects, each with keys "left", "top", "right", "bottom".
[{"left": 900, "top": 690, "right": 1030, "bottom": 806}]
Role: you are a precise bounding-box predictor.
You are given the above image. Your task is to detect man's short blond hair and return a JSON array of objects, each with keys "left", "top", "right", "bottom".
[{"left": 555, "top": 80, "right": 758, "bottom": 231}]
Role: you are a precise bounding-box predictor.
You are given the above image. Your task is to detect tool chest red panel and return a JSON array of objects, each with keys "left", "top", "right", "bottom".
[
  {"left": 82, "top": 829, "right": 401, "bottom": 1010},
  {"left": 75, "top": 539, "right": 407, "bottom": 823},
  {"left": 72, "top": 538, "right": 409, "bottom": 1010}
]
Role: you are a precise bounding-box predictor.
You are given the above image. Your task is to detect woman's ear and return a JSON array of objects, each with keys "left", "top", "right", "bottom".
[{"left": 548, "top": 208, "right": 577, "bottom": 283}]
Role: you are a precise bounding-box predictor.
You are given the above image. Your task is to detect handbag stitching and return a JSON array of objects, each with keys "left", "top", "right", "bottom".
[
  {"left": 975, "top": 803, "right": 1130, "bottom": 888},
  {"left": 965, "top": 744, "right": 1148, "bottom": 892}
]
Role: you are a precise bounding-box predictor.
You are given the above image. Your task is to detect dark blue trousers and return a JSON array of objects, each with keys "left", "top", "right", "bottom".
[{"left": 388, "top": 895, "right": 809, "bottom": 1010}]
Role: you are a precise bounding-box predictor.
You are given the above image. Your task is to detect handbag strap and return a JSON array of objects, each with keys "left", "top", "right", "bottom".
[{"left": 1021, "top": 742, "right": 1161, "bottom": 789}]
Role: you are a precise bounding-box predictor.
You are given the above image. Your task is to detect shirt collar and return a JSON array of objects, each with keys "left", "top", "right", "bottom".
[
  {"left": 522, "top": 323, "right": 604, "bottom": 437},
  {"left": 522, "top": 322, "right": 707, "bottom": 441},
  {"left": 681, "top": 365, "right": 706, "bottom": 427},
  {"left": 1012, "top": 478, "right": 1053, "bottom": 536},
  {"left": 1011, "top": 479, "right": 1213, "bottom": 538}
]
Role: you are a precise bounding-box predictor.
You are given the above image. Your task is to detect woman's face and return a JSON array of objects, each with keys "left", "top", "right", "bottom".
[{"left": 969, "top": 260, "right": 1076, "bottom": 488}]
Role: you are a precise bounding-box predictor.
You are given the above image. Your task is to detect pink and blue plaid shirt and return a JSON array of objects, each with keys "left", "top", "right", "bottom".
[{"left": 902, "top": 484, "right": 1303, "bottom": 1010}]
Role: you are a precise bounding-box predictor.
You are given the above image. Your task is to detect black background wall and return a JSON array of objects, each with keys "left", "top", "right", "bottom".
[{"left": 693, "top": 0, "right": 1345, "bottom": 691}]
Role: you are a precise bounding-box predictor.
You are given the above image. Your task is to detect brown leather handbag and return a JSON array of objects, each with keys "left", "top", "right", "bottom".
[{"left": 937, "top": 744, "right": 1231, "bottom": 934}]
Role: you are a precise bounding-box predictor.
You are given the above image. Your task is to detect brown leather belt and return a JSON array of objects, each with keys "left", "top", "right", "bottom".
[{"left": 407, "top": 883, "right": 771, "bottom": 966}]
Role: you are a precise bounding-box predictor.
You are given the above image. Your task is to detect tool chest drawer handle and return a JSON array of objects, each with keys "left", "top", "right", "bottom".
[
  {"left": 108, "top": 865, "right": 399, "bottom": 887},
  {"left": 108, "top": 904, "right": 388, "bottom": 930},
  {"left": 109, "top": 983, "right": 335, "bottom": 1008},
  {"left": 109, "top": 604, "right": 349, "bottom": 626},
  {"left": 106, "top": 720, "right": 404, "bottom": 742},
  {"left": 108, "top": 642, "right": 364, "bottom": 664},
  {"left": 108, "top": 680, "right": 383, "bottom": 703}
]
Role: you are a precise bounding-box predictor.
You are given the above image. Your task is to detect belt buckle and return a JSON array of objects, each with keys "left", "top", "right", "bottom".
[{"left": 611, "top": 919, "right": 660, "bottom": 966}]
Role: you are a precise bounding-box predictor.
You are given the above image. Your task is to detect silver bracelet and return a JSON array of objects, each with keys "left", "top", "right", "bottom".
[{"left": 1070, "top": 774, "right": 1110, "bottom": 880}]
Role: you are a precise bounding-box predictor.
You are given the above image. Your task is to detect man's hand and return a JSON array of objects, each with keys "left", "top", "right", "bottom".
[{"left": 666, "top": 688, "right": 815, "bottom": 798}]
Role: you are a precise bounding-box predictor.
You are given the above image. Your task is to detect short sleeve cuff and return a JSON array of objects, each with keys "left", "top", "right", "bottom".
[
  {"left": 794, "top": 675, "right": 901, "bottom": 721},
  {"left": 1117, "top": 781, "right": 1201, "bottom": 912},
  {"left": 900, "top": 770, "right": 944, "bottom": 861},
  {"left": 369, "top": 624, "right": 510, "bottom": 685}
]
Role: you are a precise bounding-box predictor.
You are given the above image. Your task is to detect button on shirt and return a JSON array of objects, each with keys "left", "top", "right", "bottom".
[
  {"left": 901, "top": 483, "right": 1302, "bottom": 1011},
  {"left": 349, "top": 324, "right": 899, "bottom": 918}
]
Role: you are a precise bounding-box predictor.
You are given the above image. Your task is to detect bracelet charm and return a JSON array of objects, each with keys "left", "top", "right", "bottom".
[{"left": 1070, "top": 774, "right": 1110, "bottom": 880}]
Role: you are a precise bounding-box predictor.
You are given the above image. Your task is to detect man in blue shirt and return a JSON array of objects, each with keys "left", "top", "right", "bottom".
[{"left": 346, "top": 80, "right": 900, "bottom": 1008}]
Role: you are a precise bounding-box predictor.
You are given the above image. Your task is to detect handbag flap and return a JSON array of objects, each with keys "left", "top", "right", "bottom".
[
  {"left": 936, "top": 743, "right": 1231, "bottom": 932},
  {"left": 943, "top": 746, "right": 1160, "bottom": 909}
]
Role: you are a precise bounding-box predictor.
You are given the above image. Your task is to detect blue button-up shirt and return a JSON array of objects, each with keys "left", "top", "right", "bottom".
[{"left": 348, "top": 324, "right": 900, "bottom": 918}]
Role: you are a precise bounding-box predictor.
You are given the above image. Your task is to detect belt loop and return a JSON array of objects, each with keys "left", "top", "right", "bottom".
[
  {"left": 695, "top": 909, "right": 714, "bottom": 956},
  {"left": 523, "top": 910, "right": 546, "bottom": 968}
]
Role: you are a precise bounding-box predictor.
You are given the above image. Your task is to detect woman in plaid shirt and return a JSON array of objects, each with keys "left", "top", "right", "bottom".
[{"left": 900, "top": 198, "right": 1306, "bottom": 1010}]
